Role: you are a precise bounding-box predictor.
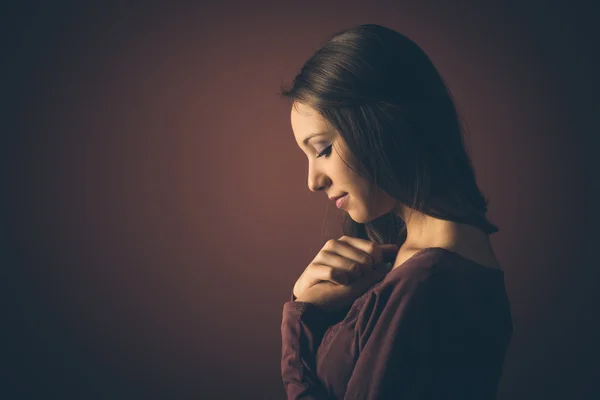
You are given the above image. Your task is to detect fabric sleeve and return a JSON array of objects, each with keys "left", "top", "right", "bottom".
[
  {"left": 343, "top": 276, "right": 439, "bottom": 400},
  {"left": 280, "top": 291, "right": 336, "bottom": 399}
]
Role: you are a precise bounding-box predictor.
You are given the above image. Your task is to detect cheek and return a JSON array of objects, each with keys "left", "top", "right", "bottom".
[
  {"left": 348, "top": 185, "right": 370, "bottom": 206},
  {"left": 359, "top": 186, "right": 386, "bottom": 210}
]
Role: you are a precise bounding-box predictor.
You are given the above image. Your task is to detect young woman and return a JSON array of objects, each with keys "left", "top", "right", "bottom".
[{"left": 279, "top": 24, "right": 513, "bottom": 399}]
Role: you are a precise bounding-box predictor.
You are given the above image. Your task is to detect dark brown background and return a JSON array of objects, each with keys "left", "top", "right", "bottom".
[{"left": 2, "top": 1, "right": 598, "bottom": 399}]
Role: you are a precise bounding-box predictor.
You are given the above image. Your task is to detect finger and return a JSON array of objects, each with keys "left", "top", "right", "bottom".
[
  {"left": 307, "top": 263, "right": 351, "bottom": 285},
  {"left": 323, "top": 239, "right": 374, "bottom": 266},
  {"left": 336, "top": 235, "right": 376, "bottom": 254},
  {"left": 314, "top": 249, "right": 370, "bottom": 280},
  {"left": 337, "top": 236, "right": 399, "bottom": 264}
]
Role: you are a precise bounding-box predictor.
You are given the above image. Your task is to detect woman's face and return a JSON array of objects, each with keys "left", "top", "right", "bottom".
[{"left": 291, "top": 102, "right": 398, "bottom": 223}]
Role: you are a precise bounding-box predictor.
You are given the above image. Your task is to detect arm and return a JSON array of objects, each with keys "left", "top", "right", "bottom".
[
  {"left": 280, "top": 292, "right": 336, "bottom": 399},
  {"left": 280, "top": 278, "right": 436, "bottom": 400},
  {"left": 346, "top": 271, "right": 513, "bottom": 399},
  {"left": 343, "top": 277, "right": 438, "bottom": 400}
]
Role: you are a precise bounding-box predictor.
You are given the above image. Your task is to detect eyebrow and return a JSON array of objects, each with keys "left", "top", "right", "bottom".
[{"left": 302, "top": 131, "right": 330, "bottom": 146}]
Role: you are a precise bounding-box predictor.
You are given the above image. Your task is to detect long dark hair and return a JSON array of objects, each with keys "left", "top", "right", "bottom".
[{"left": 279, "top": 24, "right": 499, "bottom": 247}]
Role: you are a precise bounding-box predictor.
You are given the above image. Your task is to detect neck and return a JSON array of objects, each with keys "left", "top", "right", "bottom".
[{"left": 397, "top": 208, "right": 491, "bottom": 252}]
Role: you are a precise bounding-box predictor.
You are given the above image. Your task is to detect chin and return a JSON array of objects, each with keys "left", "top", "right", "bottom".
[
  {"left": 350, "top": 207, "right": 393, "bottom": 225},
  {"left": 347, "top": 211, "right": 370, "bottom": 224}
]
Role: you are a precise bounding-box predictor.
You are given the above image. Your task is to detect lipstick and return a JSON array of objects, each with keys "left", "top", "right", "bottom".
[{"left": 336, "top": 194, "right": 348, "bottom": 209}]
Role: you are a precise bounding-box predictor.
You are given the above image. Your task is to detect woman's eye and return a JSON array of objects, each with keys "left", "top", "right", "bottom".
[{"left": 316, "top": 144, "right": 332, "bottom": 158}]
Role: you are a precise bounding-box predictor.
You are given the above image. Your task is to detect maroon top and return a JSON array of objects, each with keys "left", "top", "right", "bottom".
[{"left": 280, "top": 247, "right": 513, "bottom": 399}]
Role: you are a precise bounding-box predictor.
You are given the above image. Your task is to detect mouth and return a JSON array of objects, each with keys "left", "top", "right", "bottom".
[{"left": 335, "top": 193, "right": 349, "bottom": 209}]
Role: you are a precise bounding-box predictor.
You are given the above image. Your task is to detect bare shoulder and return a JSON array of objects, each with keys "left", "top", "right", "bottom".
[{"left": 444, "top": 244, "right": 504, "bottom": 272}]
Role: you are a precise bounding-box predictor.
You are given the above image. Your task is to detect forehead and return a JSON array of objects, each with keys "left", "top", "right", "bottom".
[{"left": 291, "top": 102, "right": 330, "bottom": 141}]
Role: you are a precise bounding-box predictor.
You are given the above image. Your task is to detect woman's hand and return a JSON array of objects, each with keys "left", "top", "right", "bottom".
[
  {"left": 292, "top": 235, "right": 399, "bottom": 305},
  {"left": 294, "top": 262, "right": 393, "bottom": 312}
]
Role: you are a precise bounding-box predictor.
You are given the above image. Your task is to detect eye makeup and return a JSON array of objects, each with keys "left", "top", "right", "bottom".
[{"left": 316, "top": 144, "right": 333, "bottom": 158}]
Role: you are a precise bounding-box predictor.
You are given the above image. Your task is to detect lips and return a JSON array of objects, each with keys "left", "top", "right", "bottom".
[
  {"left": 329, "top": 192, "right": 347, "bottom": 201},
  {"left": 335, "top": 194, "right": 348, "bottom": 209}
]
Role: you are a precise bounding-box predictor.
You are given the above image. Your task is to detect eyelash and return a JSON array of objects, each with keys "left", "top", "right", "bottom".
[{"left": 317, "top": 144, "right": 332, "bottom": 158}]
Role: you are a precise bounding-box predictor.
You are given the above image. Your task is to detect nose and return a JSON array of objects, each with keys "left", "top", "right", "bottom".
[{"left": 307, "top": 163, "right": 328, "bottom": 192}]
